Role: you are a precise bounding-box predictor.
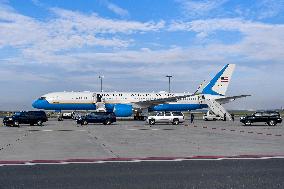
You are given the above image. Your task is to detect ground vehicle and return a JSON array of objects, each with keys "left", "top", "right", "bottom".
[
  {"left": 3, "top": 111, "right": 48, "bottom": 127},
  {"left": 203, "top": 111, "right": 223, "bottom": 121},
  {"left": 146, "top": 112, "right": 185, "bottom": 125},
  {"left": 62, "top": 112, "right": 72, "bottom": 119},
  {"left": 58, "top": 112, "right": 73, "bottom": 121},
  {"left": 77, "top": 112, "right": 116, "bottom": 125},
  {"left": 240, "top": 111, "right": 282, "bottom": 126}
]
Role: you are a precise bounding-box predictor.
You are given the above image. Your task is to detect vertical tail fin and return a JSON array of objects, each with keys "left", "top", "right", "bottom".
[{"left": 202, "top": 64, "right": 235, "bottom": 96}]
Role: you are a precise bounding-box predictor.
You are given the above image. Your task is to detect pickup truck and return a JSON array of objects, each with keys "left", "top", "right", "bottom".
[{"left": 146, "top": 112, "right": 185, "bottom": 125}]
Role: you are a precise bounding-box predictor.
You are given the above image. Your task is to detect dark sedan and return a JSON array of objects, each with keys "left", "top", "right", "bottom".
[{"left": 77, "top": 112, "right": 116, "bottom": 125}]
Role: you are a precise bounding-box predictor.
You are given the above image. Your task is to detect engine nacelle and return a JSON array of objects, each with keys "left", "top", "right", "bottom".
[{"left": 113, "top": 104, "right": 133, "bottom": 117}]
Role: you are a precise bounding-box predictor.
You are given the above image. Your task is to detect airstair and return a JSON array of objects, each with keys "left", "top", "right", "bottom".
[
  {"left": 199, "top": 95, "right": 231, "bottom": 120},
  {"left": 93, "top": 93, "right": 106, "bottom": 112},
  {"left": 96, "top": 102, "right": 106, "bottom": 112}
]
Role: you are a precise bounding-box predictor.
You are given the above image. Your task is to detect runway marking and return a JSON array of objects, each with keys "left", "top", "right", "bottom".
[
  {"left": 189, "top": 125, "right": 283, "bottom": 137},
  {"left": 1, "top": 155, "right": 284, "bottom": 166},
  {"left": 28, "top": 129, "right": 88, "bottom": 132},
  {"left": 126, "top": 125, "right": 284, "bottom": 137},
  {"left": 126, "top": 128, "right": 162, "bottom": 131}
]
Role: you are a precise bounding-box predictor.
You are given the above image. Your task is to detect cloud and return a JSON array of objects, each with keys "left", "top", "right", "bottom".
[
  {"left": 0, "top": 6, "right": 165, "bottom": 63},
  {"left": 257, "top": 0, "right": 284, "bottom": 19},
  {"left": 0, "top": 8, "right": 164, "bottom": 51},
  {"left": 50, "top": 8, "right": 164, "bottom": 34},
  {"left": 107, "top": 2, "right": 129, "bottom": 17},
  {"left": 176, "top": 0, "right": 228, "bottom": 18},
  {"left": 169, "top": 18, "right": 284, "bottom": 61}
]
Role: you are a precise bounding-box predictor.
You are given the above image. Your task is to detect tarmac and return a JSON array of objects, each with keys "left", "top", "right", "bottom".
[
  {"left": 1, "top": 117, "right": 284, "bottom": 188},
  {"left": 0, "top": 117, "right": 283, "bottom": 161},
  {"left": 1, "top": 159, "right": 284, "bottom": 189}
]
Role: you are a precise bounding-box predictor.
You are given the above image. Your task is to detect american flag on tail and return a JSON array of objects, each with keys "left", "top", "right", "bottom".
[{"left": 221, "top": 77, "right": 229, "bottom": 82}]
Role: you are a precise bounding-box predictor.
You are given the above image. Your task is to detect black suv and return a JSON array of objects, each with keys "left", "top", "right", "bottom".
[
  {"left": 240, "top": 111, "right": 282, "bottom": 126},
  {"left": 3, "top": 111, "right": 48, "bottom": 127},
  {"left": 77, "top": 112, "right": 116, "bottom": 125}
]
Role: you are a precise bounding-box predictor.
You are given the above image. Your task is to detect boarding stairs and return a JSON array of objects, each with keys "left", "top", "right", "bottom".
[
  {"left": 199, "top": 96, "right": 231, "bottom": 120},
  {"left": 93, "top": 93, "right": 107, "bottom": 112},
  {"left": 95, "top": 102, "right": 107, "bottom": 112}
]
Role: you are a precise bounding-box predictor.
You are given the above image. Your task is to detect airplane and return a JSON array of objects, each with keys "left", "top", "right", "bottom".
[{"left": 32, "top": 64, "right": 250, "bottom": 120}]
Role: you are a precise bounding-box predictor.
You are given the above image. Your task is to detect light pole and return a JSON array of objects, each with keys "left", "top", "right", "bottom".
[
  {"left": 166, "top": 75, "right": 172, "bottom": 93},
  {"left": 98, "top": 75, "right": 104, "bottom": 92}
]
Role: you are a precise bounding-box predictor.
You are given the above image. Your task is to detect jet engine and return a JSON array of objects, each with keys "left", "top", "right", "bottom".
[{"left": 113, "top": 104, "right": 133, "bottom": 117}]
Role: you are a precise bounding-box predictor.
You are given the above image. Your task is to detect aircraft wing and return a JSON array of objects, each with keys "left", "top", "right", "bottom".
[
  {"left": 133, "top": 93, "right": 196, "bottom": 108},
  {"left": 133, "top": 80, "right": 209, "bottom": 108},
  {"left": 216, "top": 95, "right": 251, "bottom": 104}
]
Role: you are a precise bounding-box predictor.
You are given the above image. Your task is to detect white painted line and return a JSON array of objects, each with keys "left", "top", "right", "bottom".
[
  {"left": 1, "top": 156, "right": 284, "bottom": 166},
  {"left": 42, "top": 130, "right": 53, "bottom": 132}
]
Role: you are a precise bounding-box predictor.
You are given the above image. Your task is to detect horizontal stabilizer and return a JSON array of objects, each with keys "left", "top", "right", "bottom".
[{"left": 216, "top": 95, "right": 251, "bottom": 104}]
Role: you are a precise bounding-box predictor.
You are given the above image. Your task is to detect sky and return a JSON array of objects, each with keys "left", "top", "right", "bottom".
[{"left": 0, "top": 0, "right": 284, "bottom": 110}]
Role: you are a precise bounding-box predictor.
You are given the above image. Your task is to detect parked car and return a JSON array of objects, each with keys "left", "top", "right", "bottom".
[
  {"left": 240, "top": 111, "right": 282, "bottom": 126},
  {"left": 3, "top": 111, "right": 48, "bottom": 127},
  {"left": 77, "top": 112, "right": 116, "bottom": 125},
  {"left": 203, "top": 111, "right": 223, "bottom": 121},
  {"left": 146, "top": 112, "right": 185, "bottom": 125}
]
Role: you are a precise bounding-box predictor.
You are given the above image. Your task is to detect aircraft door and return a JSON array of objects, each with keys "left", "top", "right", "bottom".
[
  {"left": 97, "top": 94, "right": 102, "bottom": 102},
  {"left": 92, "top": 93, "right": 97, "bottom": 103}
]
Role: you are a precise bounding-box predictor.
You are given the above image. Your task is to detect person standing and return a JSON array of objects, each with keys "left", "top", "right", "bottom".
[
  {"left": 231, "top": 113, "right": 235, "bottom": 122},
  {"left": 190, "top": 113, "right": 195, "bottom": 125},
  {"left": 224, "top": 113, "right": 227, "bottom": 121}
]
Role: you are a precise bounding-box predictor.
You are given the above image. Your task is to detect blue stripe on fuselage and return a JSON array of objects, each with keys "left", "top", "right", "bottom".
[{"left": 33, "top": 99, "right": 208, "bottom": 113}]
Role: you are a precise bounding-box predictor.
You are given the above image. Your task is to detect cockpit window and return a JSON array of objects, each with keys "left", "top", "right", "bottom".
[{"left": 39, "top": 97, "right": 46, "bottom": 100}]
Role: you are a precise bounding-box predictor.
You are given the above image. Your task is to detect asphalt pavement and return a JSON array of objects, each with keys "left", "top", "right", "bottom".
[
  {"left": 0, "top": 159, "right": 284, "bottom": 189},
  {"left": 0, "top": 118, "right": 283, "bottom": 160}
]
